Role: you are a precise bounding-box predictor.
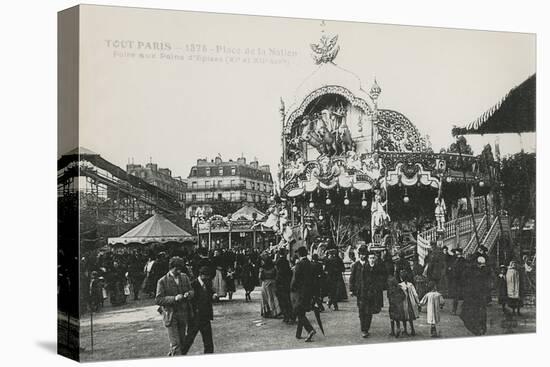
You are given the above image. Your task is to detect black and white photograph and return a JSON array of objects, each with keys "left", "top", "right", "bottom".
[{"left": 54, "top": 4, "right": 539, "bottom": 362}]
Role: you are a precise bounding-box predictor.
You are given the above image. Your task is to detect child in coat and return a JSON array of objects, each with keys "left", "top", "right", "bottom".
[
  {"left": 399, "top": 270, "right": 420, "bottom": 336},
  {"left": 419, "top": 281, "right": 445, "bottom": 337},
  {"left": 387, "top": 274, "right": 407, "bottom": 338}
]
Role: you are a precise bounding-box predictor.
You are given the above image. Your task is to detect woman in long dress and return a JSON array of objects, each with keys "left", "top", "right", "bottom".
[
  {"left": 259, "top": 256, "right": 281, "bottom": 318},
  {"left": 211, "top": 250, "right": 227, "bottom": 300}
]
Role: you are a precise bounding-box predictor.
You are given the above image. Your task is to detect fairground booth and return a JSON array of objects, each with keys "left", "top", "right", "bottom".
[{"left": 273, "top": 29, "right": 503, "bottom": 264}]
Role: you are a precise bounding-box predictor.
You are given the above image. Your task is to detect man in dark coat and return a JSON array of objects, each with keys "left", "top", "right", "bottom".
[
  {"left": 324, "top": 249, "right": 345, "bottom": 310},
  {"left": 181, "top": 266, "right": 217, "bottom": 354},
  {"left": 290, "top": 246, "right": 316, "bottom": 342},
  {"left": 425, "top": 242, "right": 446, "bottom": 291},
  {"left": 349, "top": 246, "right": 384, "bottom": 338},
  {"left": 449, "top": 248, "right": 466, "bottom": 314},
  {"left": 275, "top": 248, "right": 294, "bottom": 323},
  {"left": 156, "top": 257, "right": 195, "bottom": 356},
  {"left": 459, "top": 256, "right": 491, "bottom": 336},
  {"left": 310, "top": 254, "right": 325, "bottom": 311}
]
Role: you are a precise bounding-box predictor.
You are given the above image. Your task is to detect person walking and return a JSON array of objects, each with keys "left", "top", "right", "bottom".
[
  {"left": 241, "top": 256, "right": 256, "bottom": 302},
  {"left": 142, "top": 254, "right": 156, "bottom": 298},
  {"left": 181, "top": 266, "right": 217, "bottom": 354},
  {"left": 398, "top": 270, "right": 420, "bottom": 336},
  {"left": 275, "top": 248, "right": 294, "bottom": 323},
  {"left": 290, "top": 246, "right": 317, "bottom": 342},
  {"left": 448, "top": 248, "right": 466, "bottom": 315},
  {"left": 387, "top": 273, "right": 406, "bottom": 338},
  {"left": 506, "top": 261, "right": 523, "bottom": 315},
  {"left": 325, "top": 249, "right": 345, "bottom": 310},
  {"left": 155, "top": 257, "right": 194, "bottom": 356},
  {"left": 419, "top": 281, "right": 445, "bottom": 337},
  {"left": 496, "top": 265, "right": 508, "bottom": 313},
  {"left": 310, "top": 254, "right": 325, "bottom": 312},
  {"left": 349, "top": 246, "right": 384, "bottom": 338},
  {"left": 259, "top": 256, "right": 281, "bottom": 318},
  {"left": 459, "top": 256, "right": 491, "bottom": 335}
]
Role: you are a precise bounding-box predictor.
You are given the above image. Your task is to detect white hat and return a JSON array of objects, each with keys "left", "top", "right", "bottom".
[{"left": 477, "top": 256, "right": 486, "bottom": 265}]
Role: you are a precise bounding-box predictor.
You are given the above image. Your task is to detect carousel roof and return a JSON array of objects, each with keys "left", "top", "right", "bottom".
[
  {"left": 108, "top": 213, "right": 195, "bottom": 245},
  {"left": 285, "top": 62, "right": 374, "bottom": 118},
  {"left": 230, "top": 205, "right": 266, "bottom": 221},
  {"left": 452, "top": 74, "right": 535, "bottom": 136}
]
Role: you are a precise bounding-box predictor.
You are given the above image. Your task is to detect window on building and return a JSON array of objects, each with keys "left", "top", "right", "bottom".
[
  {"left": 230, "top": 179, "right": 235, "bottom": 188},
  {"left": 205, "top": 180, "right": 210, "bottom": 188},
  {"left": 191, "top": 194, "right": 197, "bottom": 201},
  {"left": 263, "top": 183, "right": 267, "bottom": 192},
  {"left": 205, "top": 193, "right": 211, "bottom": 200},
  {"left": 218, "top": 193, "right": 223, "bottom": 200},
  {"left": 231, "top": 167, "right": 236, "bottom": 175},
  {"left": 218, "top": 180, "right": 223, "bottom": 188},
  {"left": 219, "top": 168, "right": 223, "bottom": 176},
  {"left": 191, "top": 181, "right": 197, "bottom": 189},
  {"left": 191, "top": 168, "right": 197, "bottom": 176},
  {"left": 206, "top": 168, "right": 210, "bottom": 176},
  {"left": 243, "top": 180, "right": 247, "bottom": 188}
]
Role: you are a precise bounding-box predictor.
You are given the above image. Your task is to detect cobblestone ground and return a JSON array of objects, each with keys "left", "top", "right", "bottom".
[{"left": 79, "top": 287, "right": 535, "bottom": 362}]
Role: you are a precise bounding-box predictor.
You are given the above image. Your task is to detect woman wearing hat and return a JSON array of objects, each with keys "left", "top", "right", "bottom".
[{"left": 259, "top": 255, "right": 282, "bottom": 318}]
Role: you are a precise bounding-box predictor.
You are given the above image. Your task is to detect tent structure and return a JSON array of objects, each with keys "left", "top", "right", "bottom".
[
  {"left": 229, "top": 205, "right": 267, "bottom": 222},
  {"left": 452, "top": 74, "right": 535, "bottom": 136},
  {"left": 108, "top": 213, "right": 196, "bottom": 245}
]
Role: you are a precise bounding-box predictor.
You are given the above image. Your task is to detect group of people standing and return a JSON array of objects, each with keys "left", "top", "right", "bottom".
[{"left": 256, "top": 247, "right": 347, "bottom": 323}]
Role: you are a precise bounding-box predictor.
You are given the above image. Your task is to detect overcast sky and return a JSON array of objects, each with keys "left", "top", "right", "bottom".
[{"left": 73, "top": 5, "right": 536, "bottom": 179}]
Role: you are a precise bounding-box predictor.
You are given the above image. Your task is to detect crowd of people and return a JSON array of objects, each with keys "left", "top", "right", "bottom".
[
  {"left": 82, "top": 247, "right": 270, "bottom": 313},
  {"left": 81, "top": 239, "right": 534, "bottom": 355}
]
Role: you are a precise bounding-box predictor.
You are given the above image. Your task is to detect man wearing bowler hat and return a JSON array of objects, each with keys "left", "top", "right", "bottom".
[
  {"left": 349, "top": 245, "right": 384, "bottom": 338},
  {"left": 181, "top": 266, "right": 218, "bottom": 354},
  {"left": 291, "top": 246, "right": 317, "bottom": 342}
]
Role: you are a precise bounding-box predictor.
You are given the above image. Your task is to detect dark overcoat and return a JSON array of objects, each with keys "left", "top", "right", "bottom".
[
  {"left": 290, "top": 257, "right": 314, "bottom": 313},
  {"left": 349, "top": 261, "right": 384, "bottom": 314},
  {"left": 448, "top": 257, "right": 466, "bottom": 300}
]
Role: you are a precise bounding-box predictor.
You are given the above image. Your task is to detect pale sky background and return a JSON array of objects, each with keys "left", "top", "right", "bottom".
[{"left": 72, "top": 5, "right": 536, "bottom": 179}]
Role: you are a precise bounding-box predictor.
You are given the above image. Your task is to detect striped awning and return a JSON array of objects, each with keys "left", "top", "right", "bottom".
[{"left": 452, "top": 74, "right": 535, "bottom": 136}]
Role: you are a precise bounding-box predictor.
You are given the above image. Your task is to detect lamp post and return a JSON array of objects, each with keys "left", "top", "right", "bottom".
[
  {"left": 252, "top": 219, "right": 257, "bottom": 249},
  {"left": 208, "top": 218, "right": 212, "bottom": 251}
]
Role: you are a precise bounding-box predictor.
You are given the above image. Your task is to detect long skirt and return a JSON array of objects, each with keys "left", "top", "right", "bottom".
[
  {"left": 260, "top": 280, "right": 281, "bottom": 317},
  {"left": 212, "top": 269, "right": 227, "bottom": 298},
  {"left": 226, "top": 277, "right": 236, "bottom": 293},
  {"left": 460, "top": 300, "right": 487, "bottom": 335},
  {"left": 336, "top": 274, "right": 348, "bottom": 301}
]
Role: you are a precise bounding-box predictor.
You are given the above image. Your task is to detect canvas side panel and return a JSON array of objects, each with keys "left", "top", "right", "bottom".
[{"left": 57, "top": 5, "right": 81, "bottom": 362}]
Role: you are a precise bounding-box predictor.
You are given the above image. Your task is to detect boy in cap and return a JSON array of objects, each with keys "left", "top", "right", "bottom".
[{"left": 181, "top": 266, "right": 218, "bottom": 354}]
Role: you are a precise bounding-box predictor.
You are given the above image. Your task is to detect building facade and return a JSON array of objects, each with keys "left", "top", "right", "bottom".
[
  {"left": 185, "top": 156, "right": 273, "bottom": 218},
  {"left": 126, "top": 162, "right": 187, "bottom": 203}
]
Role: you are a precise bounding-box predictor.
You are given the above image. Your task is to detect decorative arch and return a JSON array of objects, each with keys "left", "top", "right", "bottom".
[
  {"left": 284, "top": 85, "right": 372, "bottom": 135},
  {"left": 375, "top": 109, "right": 427, "bottom": 153}
]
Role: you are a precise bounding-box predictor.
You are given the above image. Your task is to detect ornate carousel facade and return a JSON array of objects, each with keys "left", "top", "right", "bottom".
[{"left": 272, "top": 30, "right": 497, "bottom": 260}]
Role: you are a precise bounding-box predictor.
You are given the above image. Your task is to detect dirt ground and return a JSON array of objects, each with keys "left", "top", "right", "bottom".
[{"left": 78, "top": 286, "right": 536, "bottom": 362}]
